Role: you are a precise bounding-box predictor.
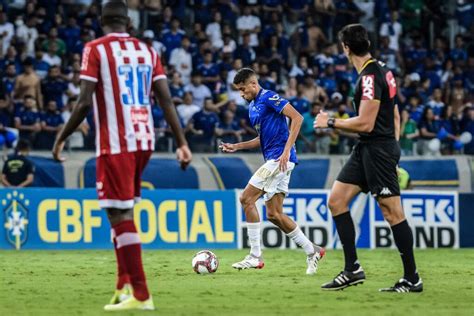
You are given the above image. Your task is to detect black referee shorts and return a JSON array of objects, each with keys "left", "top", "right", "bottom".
[{"left": 336, "top": 139, "right": 401, "bottom": 198}]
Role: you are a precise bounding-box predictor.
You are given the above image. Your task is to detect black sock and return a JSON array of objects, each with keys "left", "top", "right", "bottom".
[
  {"left": 333, "top": 212, "right": 359, "bottom": 272},
  {"left": 391, "top": 220, "right": 418, "bottom": 283}
]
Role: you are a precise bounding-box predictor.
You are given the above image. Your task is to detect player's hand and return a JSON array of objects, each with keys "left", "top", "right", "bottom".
[
  {"left": 219, "top": 142, "right": 237, "bottom": 153},
  {"left": 176, "top": 144, "right": 192, "bottom": 170},
  {"left": 277, "top": 150, "right": 290, "bottom": 172},
  {"left": 52, "top": 139, "right": 66, "bottom": 162},
  {"left": 313, "top": 110, "right": 330, "bottom": 129}
]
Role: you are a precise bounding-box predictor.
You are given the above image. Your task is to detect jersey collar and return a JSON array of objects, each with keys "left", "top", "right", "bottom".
[
  {"left": 106, "top": 32, "right": 130, "bottom": 37},
  {"left": 358, "top": 58, "right": 375, "bottom": 74},
  {"left": 254, "top": 88, "right": 264, "bottom": 102}
]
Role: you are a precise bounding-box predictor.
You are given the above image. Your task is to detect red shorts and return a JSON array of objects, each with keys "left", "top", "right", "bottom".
[{"left": 96, "top": 151, "right": 152, "bottom": 209}]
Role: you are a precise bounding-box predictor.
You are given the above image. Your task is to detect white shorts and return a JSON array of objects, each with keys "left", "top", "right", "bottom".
[{"left": 249, "top": 159, "right": 295, "bottom": 202}]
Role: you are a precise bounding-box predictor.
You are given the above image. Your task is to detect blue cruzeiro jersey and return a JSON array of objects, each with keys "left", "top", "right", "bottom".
[{"left": 249, "top": 89, "right": 297, "bottom": 163}]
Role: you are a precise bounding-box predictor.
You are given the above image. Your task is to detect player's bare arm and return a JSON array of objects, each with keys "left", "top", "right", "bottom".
[
  {"left": 314, "top": 99, "right": 380, "bottom": 133},
  {"left": 52, "top": 80, "right": 96, "bottom": 162},
  {"left": 220, "top": 136, "right": 260, "bottom": 153},
  {"left": 394, "top": 104, "right": 400, "bottom": 141},
  {"left": 279, "top": 103, "right": 303, "bottom": 172},
  {"left": 152, "top": 79, "right": 192, "bottom": 170}
]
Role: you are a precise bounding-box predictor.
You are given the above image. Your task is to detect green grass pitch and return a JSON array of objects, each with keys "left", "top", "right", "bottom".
[{"left": 1, "top": 249, "right": 473, "bottom": 315}]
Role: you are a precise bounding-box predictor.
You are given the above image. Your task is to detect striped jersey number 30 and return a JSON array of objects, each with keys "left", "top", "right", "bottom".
[{"left": 117, "top": 64, "right": 152, "bottom": 106}]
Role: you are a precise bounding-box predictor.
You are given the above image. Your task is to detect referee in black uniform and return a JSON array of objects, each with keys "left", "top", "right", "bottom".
[{"left": 314, "top": 24, "right": 422, "bottom": 292}]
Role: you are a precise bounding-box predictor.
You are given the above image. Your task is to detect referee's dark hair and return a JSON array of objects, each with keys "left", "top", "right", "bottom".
[
  {"left": 233, "top": 68, "right": 257, "bottom": 85},
  {"left": 338, "top": 24, "right": 370, "bottom": 57}
]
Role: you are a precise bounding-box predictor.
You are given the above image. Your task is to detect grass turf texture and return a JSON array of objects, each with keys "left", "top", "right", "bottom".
[{"left": 1, "top": 249, "right": 473, "bottom": 315}]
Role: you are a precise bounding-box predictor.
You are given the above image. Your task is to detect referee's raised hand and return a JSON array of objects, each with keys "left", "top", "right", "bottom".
[{"left": 314, "top": 110, "right": 330, "bottom": 129}]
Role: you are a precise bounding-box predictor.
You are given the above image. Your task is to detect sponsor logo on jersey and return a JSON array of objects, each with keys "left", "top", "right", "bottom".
[
  {"left": 81, "top": 46, "right": 91, "bottom": 71},
  {"left": 131, "top": 107, "right": 150, "bottom": 124},
  {"left": 361, "top": 75, "right": 375, "bottom": 100}
]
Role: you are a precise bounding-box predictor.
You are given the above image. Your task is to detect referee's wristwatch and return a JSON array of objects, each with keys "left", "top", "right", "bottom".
[{"left": 327, "top": 118, "right": 336, "bottom": 128}]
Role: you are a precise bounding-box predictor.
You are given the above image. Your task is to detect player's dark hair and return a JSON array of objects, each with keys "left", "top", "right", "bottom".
[
  {"left": 338, "top": 24, "right": 370, "bottom": 57},
  {"left": 101, "top": 0, "right": 128, "bottom": 27},
  {"left": 233, "top": 68, "right": 256, "bottom": 85}
]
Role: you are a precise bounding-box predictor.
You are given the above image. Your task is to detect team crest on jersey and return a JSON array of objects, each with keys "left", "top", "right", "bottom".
[
  {"left": 361, "top": 75, "right": 375, "bottom": 100},
  {"left": 3, "top": 191, "right": 30, "bottom": 250}
]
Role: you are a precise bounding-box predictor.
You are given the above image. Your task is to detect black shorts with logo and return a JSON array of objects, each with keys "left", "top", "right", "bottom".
[{"left": 336, "top": 139, "right": 401, "bottom": 198}]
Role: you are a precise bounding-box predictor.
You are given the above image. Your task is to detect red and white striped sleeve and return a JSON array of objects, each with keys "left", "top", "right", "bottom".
[
  {"left": 151, "top": 47, "right": 166, "bottom": 82},
  {"left": 80, "top": 42, "right": 100, "bottom": 83}
]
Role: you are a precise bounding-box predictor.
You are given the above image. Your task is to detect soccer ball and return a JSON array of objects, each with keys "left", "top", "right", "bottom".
[{"left": 192, "top": 250, "right": 219, "bottom": 274}]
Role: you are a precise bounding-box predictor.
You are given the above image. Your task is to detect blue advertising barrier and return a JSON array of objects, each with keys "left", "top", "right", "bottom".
[
  {"left": 0, "top": 189, "right": 237, "bottom": 250},
  {"left": 1, "top": 189, "right": 472, "bottom": 250}
]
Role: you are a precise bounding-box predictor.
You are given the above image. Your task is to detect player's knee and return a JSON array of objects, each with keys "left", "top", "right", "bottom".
[
  {"left": 266, "top": 210, "right": 280, "bottom": 223},
  {"left": 328, "top": 195, "right": 345, "bottom": 214},
  {"left": 239, "top": 194, "right": 252, "bottom": 208}
]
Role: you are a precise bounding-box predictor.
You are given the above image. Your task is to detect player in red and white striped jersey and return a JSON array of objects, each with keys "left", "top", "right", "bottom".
[{"left": 52, "top": 0, "right": 192, "bottom": 311}]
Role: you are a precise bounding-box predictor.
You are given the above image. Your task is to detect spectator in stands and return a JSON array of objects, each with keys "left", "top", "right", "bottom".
[
  {"left": 460, "top": 106, "right": 474, "bottom": 155},
  {"left": 405, "top": 94, "right": 425, "bottom": 124},
  {"left": 42, "top": 27, "right": 66, "bottom": 56},
  {"left": 289, "top": 54, "right": 314, "bottom": 83},
  {"left": 427, "top": 88, "right": 445, "bottom": 118},
  {"left": 0, "top": 97, "right": 16, "bottom": 149},
  {"left": 33, "top": 49, "right": 50, "bottom": 80},
  {"left": 59, "top": 16, "right": 81, "bottom": 54},
  {"left": 169, "top": 71, "right": 185, "bottom": 105},
  {"left": 169, "top": 36, "right": 192, "bottom": 85},
  {"left": 15, "top": 14, "right": 38, "bottom": 57},
  {"left": 298, "top": 101, "right": 320, "bottom": 153},
  {"left": 318, "top": 65, "right": 338, "bottom": 97},
  {"left": 177, "top": 92, "right": 201, "bottom": 126},
  {"left": 1, "top": 139, "right": 34, "bottom": 188},
  {"left": 379, "top": 11, "right": 402, "bottom": 51},
  {"left": 236, "top": 5, "right": 261, "bottom": 48},
  {"left": 142, "top": 30, "right": 165, "bottom": 57},
  {"left": 184, "top": 71, "right": 212, "bottom": 109},
  {"left": 162, "top": 17, "right": 185, "bottom": 60},
  {"left": 292, "top": 15, "right": 327, "bottom": 55},
  {"left": 0, "top": 11, "right": 14, "bottom": 56},
  {"left": 197, "top": 50, "right": 220, "bottom": 91},
  {"left": 450, "top": 34, "right": 468, "bottom": 63},
  {"left": 42, "top": 42, "right": 62, "bottom": 67},
  {"left": 400, "top": 108, "right": 419, "bottom": 156},
  {"left": 448, "top": 73, "right": 467, "bottom": 115},
  {"left": 186, "top": 97, "right": 220, "bottom": 152},
  {"left": 215, "top": 110, "right": 244, "bottom": 144},
  {"left": 14, "top": 95, "right": 41, "bottom": 145},
  {"left": 66, "top": 70, "right": 80, "bottom": 99},
  {"left": 2, "top": 63, "right": 17, "bottom": 100},
  {"left": 227, "top": 58, "right": 244, "bottom": 105},
  {"left": 36, "top": 100, "right": 63, "bottom": 149},
  {"left": 61, "top": 96, "right": 88, "bottom": 150},
  {"left": 301, "top": 75, "right": 328, "bottom": 104},
  {"left": 439, "top": 105, "right": 461, "bottom": 154},
  {"left": 234, "top": 32, "right": 256, "bottom": 67},
  {"left": 418, "top": 107, "right": 441, "bottom": 155},
  {"left": 378, "top": 36, "right": 403, "bottom": 74},
  {"left": 206, "top": 11, "right": 223, "bottom": 50},
  {"left": 0, "top": 46, "right": 22, "bottom": 75},
  {"left": 41, "top": 66, "right": 68, "bottom": 110},
  {"left": 14, "top": 58, "right": 42, "bottom": 108},
  {"left": 289, "top": 84, "right": 311, "bottom": 114}
]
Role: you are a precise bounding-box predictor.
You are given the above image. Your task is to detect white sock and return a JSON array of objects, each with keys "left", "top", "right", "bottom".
[
  {"left": 247, "top": 222, "right": 262, "bottom": 257},
  {"left": 287, "top": 226, "right": 314, "bottom": 255}
]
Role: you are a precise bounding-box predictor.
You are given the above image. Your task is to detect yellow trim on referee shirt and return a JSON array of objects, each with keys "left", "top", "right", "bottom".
[
  {"left": 358, "top": 58, "right": 375, "bottom": 74},
  {"left": 203, "top": 157, "right": 225, "bottom": 190},
  {"left": 411, "top": 180, "right": 459, "bottom": 186}
]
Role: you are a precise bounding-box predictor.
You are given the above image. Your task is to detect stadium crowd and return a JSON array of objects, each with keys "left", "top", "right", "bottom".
[{"left": 0, "top": 0, "right": 472, "bottom": 155}]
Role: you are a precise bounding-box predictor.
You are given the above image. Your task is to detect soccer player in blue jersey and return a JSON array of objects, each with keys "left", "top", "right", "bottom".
[{"left": 220, "top": 68, "right": 325, "bottom": 274}]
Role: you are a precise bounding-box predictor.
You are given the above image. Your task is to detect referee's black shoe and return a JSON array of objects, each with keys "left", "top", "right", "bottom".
[
  {"left": 379, "top": 277, "right": 423, "bottom": 293},
  {"left": 321, "top": 267, "right": 366, "bottom": 291}
]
